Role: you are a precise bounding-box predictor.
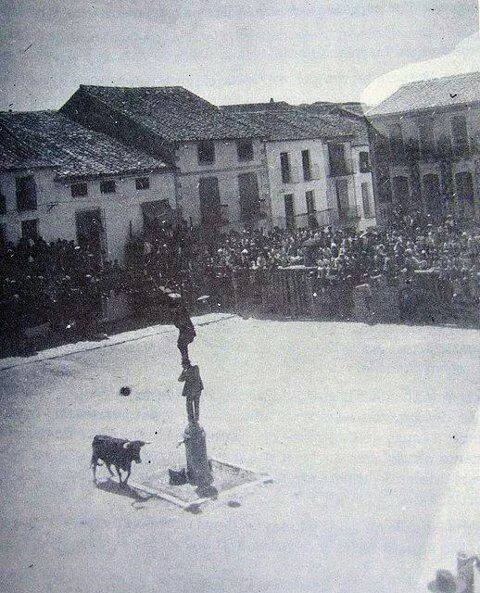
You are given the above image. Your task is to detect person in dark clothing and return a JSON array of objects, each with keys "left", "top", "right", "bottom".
[
  {"left": 169, "top": 296, "right": 196, "bottom": 365},
  {"left": 178, "top": 361, "right": 203, "bottom": 423}
]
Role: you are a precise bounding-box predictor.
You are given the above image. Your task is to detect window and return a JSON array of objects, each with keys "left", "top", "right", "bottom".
[
  {"left": 71, "top": 182, "right": 88, "bottom": 198},
  {"left": 16, "top": 176, "right": 37, "bottom": 212},
  {"left": 392, "top": 176, "right": 410, "bottom": 204},
  {"left": 423, "top": 173, "right": 442, "bottom": 214},
  {"left": 301, "top": 150, "right": 312, "bottom": 181},
  {"left": 199, "top": 176, "right": 221, "bottom": 225},
  {"left": 238, "top": 172, "right": 260, "bottom": 221},
  {"left": 280, "top": 152, "right": 291, "bottom": 183},
  {"left": 418, "top": 118, "right": 435, "bottom": 155},
  {"left": 335, "top": 178, "right": 349, "bottom": 218},
  {"left": 361, "top": 183, "right": 373, "bottom": 218},
  {"left": 21, "top": 219, "right": 38, "bottom": 240},
  {"left": 0, "top": 188, "right": 6, "bottom": 215},
  {"left": 451, "top": 115, "right": 469, "bottom": 153},
  {"left": 359, "top": 151, "right": 370, "bottom": 173},
  {"left": 378, "top": 176, "right": 392, "bottom": 204},
  {"left": 455, "top": 171, "right": 474, "bottom": 204},
  {"left": 389, "top": 123, "right": 404, "bottom": 156},
  {"left": 284, "top": 194, "right": 295, "bottom": 229},
  {"left": 197, "top": 141, "right": 215, "bottom": 165},
  {"left": 328, "top": 143, "right": 348, "bottom": 176},
  {"left": 100, "top": 179, "right": 116, "bottom": 194},
  {"left": 305, "top": 190, "right": 315, "bottom": 214},
  {"left": 237, "top": 140, "right": 254, "bottom": 162},
  {"left": 135, "top": 177, "right": 150, "bottom": 190}
]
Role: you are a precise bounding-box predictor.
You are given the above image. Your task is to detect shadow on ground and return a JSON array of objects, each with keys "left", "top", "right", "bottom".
[{"left": 95, "top": 478, "right": 154, "bottom": 503}]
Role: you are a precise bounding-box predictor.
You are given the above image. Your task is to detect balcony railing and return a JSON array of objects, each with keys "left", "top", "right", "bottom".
[{"left": 273, "top": 208, "right": 346, "bottom": 229}]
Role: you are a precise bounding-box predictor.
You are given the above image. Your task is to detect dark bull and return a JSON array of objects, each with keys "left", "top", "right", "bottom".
[{"left": 91, "top": 435, "right": 148, "bottom": 485}]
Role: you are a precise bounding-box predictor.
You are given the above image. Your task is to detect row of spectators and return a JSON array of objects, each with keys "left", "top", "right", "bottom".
[{"left": 1, "top": 208, "right": 479, "bottom": 340}]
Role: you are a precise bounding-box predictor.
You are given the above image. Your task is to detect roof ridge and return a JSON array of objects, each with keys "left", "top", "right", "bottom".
[
  {"left": 79, "top": 84, "right": 187, "bottom": 91},
  {"left": 398, "top": 70, "right": 480, "bottom": 89},
  {"left": 0, "top": 108, "right": 58, "bottom": 116}
]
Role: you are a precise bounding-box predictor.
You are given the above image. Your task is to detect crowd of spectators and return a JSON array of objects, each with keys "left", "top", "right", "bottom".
[{"left": 1, "top": 207, "right": 479, "bottom": 350}]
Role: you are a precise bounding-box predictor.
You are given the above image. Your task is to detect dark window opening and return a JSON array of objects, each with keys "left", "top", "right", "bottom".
[
  {"left": 392, "top": 176, "right": 410, "bottom": 204},
  {"left": 21, "top": 219, "right": 38, "bottom": 240},
  {"left": 378, "top": 176, "right": 392, "bottom": 204},
  {"left": 418, "top": 118, "right": 435, "bottom": 156},
  {"left": 361, "top": 183, "right": 373, "bottom": 218},
  {"left": 423, "top": 173, "right": 442, "bottom": 215},
  {"left": 237, "top": 140, "right": 254, "bottom": 162},
  {"left": 284, "top": 194, "right": 295, "bottom": 229},
  {"left": 16, "top": 176, "right": 37, "bottom": 212},
  {"left": 280, "top": 152, "right": 291, "bottom": 183},
  {"left": 199, "top": 176, "right": 221, "bottom": 226},
  {"left": 451, "top": 115, "right": 469, "bottom": 153},
  {"left": 389, "top": 124, "right": 404, "bottom": 157},
  {"left": 359, "top": 151, "right": 370, "bottom": 173},
  {"left": 75, "top": 209, "right": 104, "bottom": 262},
  {"left": 335, "top": 178, "right": 349, "bottom": 219},
  {"left": 0, "top": 189, "right": 6, "bottom": 215},
  {"left": 301, "top": 150, "right": 312, "bottom": 181},
  {"left": 328, "top": 143, "right": 348, "bottom": 176},
  {"left": 306, "top": 190, "right": 315, "bottom": 214},
  {"left": 135, "top": 177, "right": 150, "bottom": 190},
  {"left": 238, "top": 172, "right": 260, "bottom": 221},
  {"left": 197, "top": 141, "right": 215, "bottom": 165},
  {"left": 455, "top": 171, "right": 474, "bottom": 207},
  {"left": 100, "top": 179, "right": 116, "bottom": 194},
  {"left": 71, "top": 182, "right": 88, "bottom": 198}
]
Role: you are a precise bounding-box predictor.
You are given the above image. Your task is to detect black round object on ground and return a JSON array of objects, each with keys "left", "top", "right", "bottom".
[{"left": 120, "top": 386, "right": 131, "bottom": 397}]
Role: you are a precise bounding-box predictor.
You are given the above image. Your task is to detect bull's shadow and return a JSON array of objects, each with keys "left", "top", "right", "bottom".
[{"left": 95, "top": 478, "right": 153, "bottom": 502}]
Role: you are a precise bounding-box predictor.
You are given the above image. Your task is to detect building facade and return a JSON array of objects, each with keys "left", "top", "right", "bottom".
[
  {"left": 61, "top": 85, "right": 268, "bottom": 233},
  {"left": 0, "top": 111, "right": 174, "bottom": 262},
  {"left": 223, "top": 103, "right": 376, "bottom": 231},
  {"left": 366, "top": 72, "right": 480, "bottom": 225}
]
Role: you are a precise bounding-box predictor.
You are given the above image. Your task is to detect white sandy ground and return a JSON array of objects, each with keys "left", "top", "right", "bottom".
[{"left": 0, "top": 315, "right": 479, "bottom": 593}]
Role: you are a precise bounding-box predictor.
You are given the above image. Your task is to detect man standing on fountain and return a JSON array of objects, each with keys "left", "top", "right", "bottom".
[
  {"left": 178, "top": 361, "right": 204, "bottom": 424},
  {"left": 168, "top": 295, "right": 196, "bottom": 366}
]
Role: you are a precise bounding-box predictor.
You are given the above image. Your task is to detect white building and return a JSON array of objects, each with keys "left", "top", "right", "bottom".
[
  {"left": 0, "top": 111, "right": 175, "bottom": 262},
  {"left": 61, "top": 86, "right": 268, "bottom": 232},
  {"left": 366, "top": 71, "right": 480, "bottom": 225},
  {"left": 222, "top": 103, "right": 376, "bottom": 231}
]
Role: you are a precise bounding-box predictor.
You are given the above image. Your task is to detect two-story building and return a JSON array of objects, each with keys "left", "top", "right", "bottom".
[
  {"left": 366, "top": 71, "right": 480, "bottom": 225},
  {"left": 0, "top": 110, "right": 174, "bottom": 261},
  {"left": 222, "top": 102, "right": 376, "bottom": 231},
  {"left": 60, "top": 85, "right": 267, "bottom": 232}
]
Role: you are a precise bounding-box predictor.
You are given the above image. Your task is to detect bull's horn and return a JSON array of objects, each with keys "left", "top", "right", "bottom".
[
  {"left": 140, "top": 441, "right": 151, "bottom": 446},
  {"left": 122, "top": 441, "right": 130, "bottom": 449}
]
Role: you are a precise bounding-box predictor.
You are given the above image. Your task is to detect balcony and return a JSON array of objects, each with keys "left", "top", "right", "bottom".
[{"left": 273, "top": 208, "right": 338, "bottom": 230}]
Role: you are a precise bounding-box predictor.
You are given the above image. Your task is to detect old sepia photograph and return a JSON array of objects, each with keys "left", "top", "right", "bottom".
[{"left": 1, "top": 1, "right": 480, "bottom": 592}]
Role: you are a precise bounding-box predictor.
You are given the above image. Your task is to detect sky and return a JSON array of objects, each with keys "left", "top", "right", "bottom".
[{"left": 0, "top": 0, "right": 478, "bottom": 112}]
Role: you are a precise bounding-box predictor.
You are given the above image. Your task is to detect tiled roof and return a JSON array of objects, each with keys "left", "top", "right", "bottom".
[
  {"left": 366, "top": 71, "right": 480, "bottom": 116},
  {"left": 224, "top": 106, "right": 354, "bottom": 142},
  {"left": 0, "top": 110, "right": 169, "bottom": 179},
  {"left": 79, "top": 85, "right": 263, "bottom": 142}
]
